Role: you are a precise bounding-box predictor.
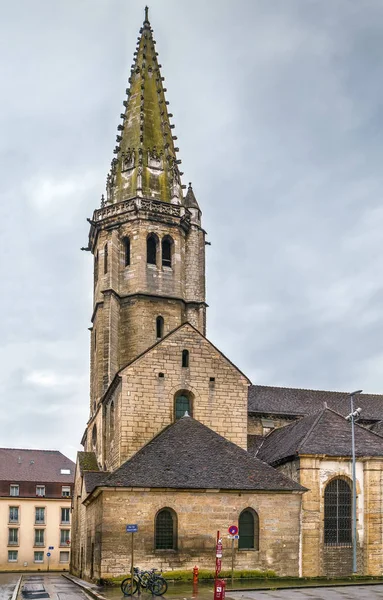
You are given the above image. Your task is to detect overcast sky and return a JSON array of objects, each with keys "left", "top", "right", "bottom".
[{"left": 1, "top": 0, "right": 383, "bottom": 461}]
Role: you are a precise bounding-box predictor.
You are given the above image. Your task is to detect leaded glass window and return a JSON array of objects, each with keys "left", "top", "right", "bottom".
[
  {"left": 324, "top": 478, "right": 352, "bottom": 546},
  {"left": 155, "top": 509, "right": 176, "bottom": 550},
  {"left": 175, "top": 395, "right": 191, "bottom": 420},
  {"left": 238, "top": 508, "right": 259, "bottom": 550}
]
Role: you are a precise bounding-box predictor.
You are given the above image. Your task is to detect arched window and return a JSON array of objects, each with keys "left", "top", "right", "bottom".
[
  {"left": 175, "top": 393, "right": 192, "bottom": 420},
  {"left": 92, "top": 424, "right": 97, "bottom": 448},
  {"left": 155, "top": 508, "right": 177, "bottom": 550},
  {"left": 324, "top": 478, "right": 352, "bottom": 546},
  {"left": 104, "top": 243, "right": 108, "bottom": 274},
  {"left": 110, "top": 401, "right": 115, "bottom": 437},
  {"left": 182, "top": 349, "right": 189, "bottom": 368},
  {"left": 124, "top": 237, "right": 130, "bottom": 267},
  {"left": 156, "top": 316, "right": 164, "bottom": 339},
  {"left": 147, "top": 235, "right": 157, "bottom": 265},
  {"left": 238, "top": 508, "right": 259, "bottom": 550},
  {"left": 162, "top": 237, "right": 172, "bottom": 267}
]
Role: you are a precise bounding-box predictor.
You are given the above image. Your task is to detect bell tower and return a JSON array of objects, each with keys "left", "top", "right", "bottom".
[{"left": 85, "top": 8, "right": 206, "bottom": 412}]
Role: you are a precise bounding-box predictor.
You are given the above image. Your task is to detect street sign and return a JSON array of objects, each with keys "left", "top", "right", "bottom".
[
  {"left": 228, "top": 535, "right": 239, "bottom": 539},
  {"left": 228, "top": 525, "right": 238, "bottom": 535},
  {"left": 126, "top": 524, "right": 138, "bottom": 533},
  {"left": 47, "top": 552, "right": 51, "bottom": 557},
  {"left": 48, "top": 546, "right": 54, "bottom": 550}
]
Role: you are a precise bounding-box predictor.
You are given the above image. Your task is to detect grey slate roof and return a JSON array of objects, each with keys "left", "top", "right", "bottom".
[
  {"left": 247, "top": 435, "right": 265, "bottom": 454},
  {"left": 0, "top": 448, "right": 74, "bottom": 482},
  {"left": 91, "top": 417, "right": 304, "bottom": 493},
  {"left": 248, "top": 385, "right": 383, "bottom": 421},
  {"left": 256, "top": 408, "right": 383, "bottom": 466},
  {"left": 84, "top": 471, "right": 109, "bottom": 494}
]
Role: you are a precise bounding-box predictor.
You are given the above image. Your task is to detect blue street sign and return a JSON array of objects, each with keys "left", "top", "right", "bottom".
[
  {"left": 48, "top": 546, "right": 54, "bottom": 550},
  {"left": 126, "top": 524, "right": 138, "bottom": 533},
  {"left": 47, "top": 552, "right": 51, "bottom": 557}
]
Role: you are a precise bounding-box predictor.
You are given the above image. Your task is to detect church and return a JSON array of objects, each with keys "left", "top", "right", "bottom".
[{"left": 71, "top": 9, "right": 383, "bottom": 581}]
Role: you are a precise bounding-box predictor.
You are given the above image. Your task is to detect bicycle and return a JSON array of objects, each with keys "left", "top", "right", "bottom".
[{"left": 121, "top": 567, "right": 168, "bottom": 596}]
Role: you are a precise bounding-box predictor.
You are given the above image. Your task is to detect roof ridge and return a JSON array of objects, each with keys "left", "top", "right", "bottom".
[
  {"left": 0, "top": 448, "right": 63, "bottom": 454},
  {"left": 297, "top": 409, "right": 327, "bottom": 451}
]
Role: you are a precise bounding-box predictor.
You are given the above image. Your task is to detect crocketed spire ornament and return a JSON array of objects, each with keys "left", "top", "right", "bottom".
[{"left": 106, "top": 7, "right": 185, "bottom": 205}]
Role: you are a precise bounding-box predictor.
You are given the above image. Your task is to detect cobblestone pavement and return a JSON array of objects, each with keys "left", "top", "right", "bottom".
[
  {"left": 229, "top": 585, "right": 383, "bottom": 600},
  {"left": 0, "top": 573, "right": 20, "bottom": 600},
  {"left": 19, "top": 574, "right": 89, "bottom": 600}
]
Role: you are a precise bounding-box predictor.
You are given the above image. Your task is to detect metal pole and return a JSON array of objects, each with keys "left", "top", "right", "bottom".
[
  {"left": 131, "top": 532, "right": 134, "bottom": 595},
  {"left": 231, "top": 538, "right": 234, "bottom": 586},
  {"left": 350, "top": 393, "right": 357, "bottom": 574}
]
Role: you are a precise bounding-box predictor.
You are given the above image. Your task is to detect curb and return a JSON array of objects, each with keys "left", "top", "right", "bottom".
[
  {"left": 227, "top": 580, "right": 383, "bottom": 593},
  {"left": 11, "top": 576, "right": 22, "bottom": 600},
  {"left": 62, "top": 573, "right": 107, "bottom": 600}
]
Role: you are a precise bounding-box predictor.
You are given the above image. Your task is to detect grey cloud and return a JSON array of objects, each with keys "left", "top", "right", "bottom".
[{"left": 1, "top": 0, "right": 383, "bottom": 460}]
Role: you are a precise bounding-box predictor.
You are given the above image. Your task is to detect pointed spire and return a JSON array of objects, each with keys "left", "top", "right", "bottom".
[
  {"left": 106, "top": 9, "right": 185, "bottom": 205},
  {"left": 184, "top": 182, "right": 200, "bottom": 210}
]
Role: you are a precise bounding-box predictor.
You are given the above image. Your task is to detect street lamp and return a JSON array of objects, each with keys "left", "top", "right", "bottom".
[{"left": 346, "top": 389, "right": 363, "bottom": 575}]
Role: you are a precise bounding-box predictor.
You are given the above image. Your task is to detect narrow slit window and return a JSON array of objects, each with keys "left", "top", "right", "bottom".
[
  {"left": 110, "top": 401, "right": 115, "bottom": 437},
  {"left": 147, "top": 235, "right": 157, "bottom": 265},
  {"left": 162, "top": 238, "right": 172, "bottom": 267},
  {"left": 104, "top": 243, "right": 108, "bottom": 274},
  {"left": 182, "top": 349, "right": 189, "bottom": 368},
  {"left": 156, "top": 316, "right": 164, "bottom": 339},
  {"left": 124, "top": 237, "right": 130, "bottom": 266}
]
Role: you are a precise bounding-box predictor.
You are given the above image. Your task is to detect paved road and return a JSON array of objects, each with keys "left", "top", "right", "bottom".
[
  {"left": 0, "top": 574, "right": 20, "bottom": 600},
  {"left": 229, "top": 585, "right": 383, "bottom": 600},
  {"left": 20, "top": 574, "right": 89, "bottom": 600}
]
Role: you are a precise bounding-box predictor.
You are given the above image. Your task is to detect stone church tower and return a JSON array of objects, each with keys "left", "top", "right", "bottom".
[
  {"left": 72, "top": 10, "right": 306, "bottom": 580},
  {"left": 86, "top": 8, "right": 206, "bottom": 415}
]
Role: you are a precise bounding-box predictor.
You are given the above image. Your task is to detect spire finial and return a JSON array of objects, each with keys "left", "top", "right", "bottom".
[{"left": 144, "top": 6, "right": 149, "bottom": 23}]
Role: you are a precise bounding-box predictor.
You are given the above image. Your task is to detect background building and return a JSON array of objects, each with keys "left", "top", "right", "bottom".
[{"left": 0, "top": 448, "right": 74, "bottom": 571}]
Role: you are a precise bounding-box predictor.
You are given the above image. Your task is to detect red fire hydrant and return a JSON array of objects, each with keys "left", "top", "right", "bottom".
[{"left": 193, "top": 565, "right": 199, "bottom": 584}]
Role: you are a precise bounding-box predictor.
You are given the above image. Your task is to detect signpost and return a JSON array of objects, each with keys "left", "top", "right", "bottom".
[
  {"left": 126, "top": 524, "right": 138, "bottom": 594},
  {"left": 227, "top": 525, "right": 239, "bottom": 585},
  {"left": 214, "top": 531, "right": 225, "bottom": 600},
  {"left": 47, "top": 552, "right": 51, "bottom": 572}
]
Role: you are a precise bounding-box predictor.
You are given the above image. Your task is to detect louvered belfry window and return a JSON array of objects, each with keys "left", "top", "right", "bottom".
[
  {"left": 155, "top": 509, "right": 175, "bottom": 550},
  {"left": 324, "top": 478, "right": 352, "bottom": 546}
]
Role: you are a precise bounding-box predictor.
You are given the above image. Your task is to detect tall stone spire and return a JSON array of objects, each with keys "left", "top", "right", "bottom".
[{"left": 106, "top": 7, "right": 185, "bottom": 205}]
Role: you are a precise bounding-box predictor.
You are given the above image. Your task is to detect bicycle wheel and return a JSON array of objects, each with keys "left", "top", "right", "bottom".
[
  {"left": 121, "top": 577, "right": 138, "bottom": 596},
  {"left": 150, "top": 577, "right": 168, "bottom": 596}
]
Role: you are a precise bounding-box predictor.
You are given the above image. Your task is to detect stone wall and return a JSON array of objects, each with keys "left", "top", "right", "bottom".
[
  {"left": 116, "top": 323, "right": 249, "bottom": 465},
  {"left": 79, "top": 488, "right": 302, "bottom": 580},
  {"left": 296, "top": 456, "right": 383, "bottom": 577}
]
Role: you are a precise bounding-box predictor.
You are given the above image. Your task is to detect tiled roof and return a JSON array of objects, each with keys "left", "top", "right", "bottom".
[
  {"left": 92, "top": 417, "right": 304, "bottom": 493},
  {"left": 247, "top": 435, "right": 265, "bottom": 454},
  {"left": 256, "top": 408, "right": 383, "bottom": 466},
  {"left": 248, "top": 385, "right": 383, "bottom": 421},
  {"left": 78, "top": 452, "right": 99, "bottom": 474},
  {"left": 0, "top": 448, "right": 74, "bottom": 482},
  {"left": 84, "top": 471, "right": 108, "bottom": 494}
]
